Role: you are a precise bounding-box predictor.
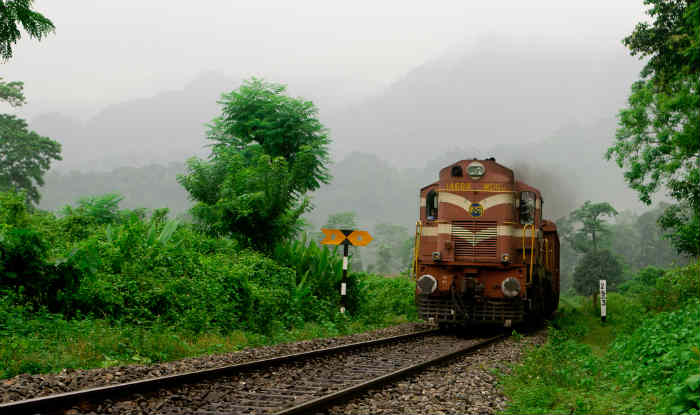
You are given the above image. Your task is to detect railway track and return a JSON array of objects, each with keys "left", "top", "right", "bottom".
[{"left": 1, "top": 329, "right": 505, "bottom": 414}]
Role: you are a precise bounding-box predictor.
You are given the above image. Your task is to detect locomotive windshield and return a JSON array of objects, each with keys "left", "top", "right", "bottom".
[
  {"left": 426, "top": 190, "right": 438, "bottom": 220},
  {"left": 519, "top": 191, "right": 536, "bottom": 225}
]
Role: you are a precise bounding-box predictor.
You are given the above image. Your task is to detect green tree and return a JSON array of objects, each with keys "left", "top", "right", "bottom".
[
  {"left": 178, "top": 78, "right": 330, "bottom": 251},
  {"left": 373, "top": 223, "right": 410, "bottom": 274},
  {"left": 573, "top": 249, "right": 623, "bottom": 297},
  {"left": 606, "top": 0, "right": 699, "bottom": 257},
  {"left": 0, "top": 79, "right": 61, "bottom": 205},
  {"left": 0, "top": 0, "right": 55, "bottom": 60},
  {"left": 323, "top": 211, "right": 358, "bottom": 230},
  {"left": 562, "top": 201, "right": 618, "bottom": 253}
]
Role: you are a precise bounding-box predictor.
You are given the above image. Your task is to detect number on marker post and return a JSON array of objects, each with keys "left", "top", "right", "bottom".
[{"left": 599, "top": 280, "right": 607, "bottom": 322}]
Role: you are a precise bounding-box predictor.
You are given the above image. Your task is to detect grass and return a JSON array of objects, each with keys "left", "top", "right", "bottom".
[
  {"left": 0, "top": 309, "right": 413, "bottom": 379},
  {"left": 498, "top": 289, "right": 700, "bottom": 415}
]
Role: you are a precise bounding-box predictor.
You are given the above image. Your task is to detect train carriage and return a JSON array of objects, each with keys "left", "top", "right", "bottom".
[{"left": 413, "top": 158, "right": 559, "bottom": 327}]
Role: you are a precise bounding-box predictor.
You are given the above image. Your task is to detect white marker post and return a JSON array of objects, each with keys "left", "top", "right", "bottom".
[
  {"left": 599, "top": 279, "right": 607, "bottom": 322},
  {"left": 340, "top": 239, "right": 349, "bottom": 314}
]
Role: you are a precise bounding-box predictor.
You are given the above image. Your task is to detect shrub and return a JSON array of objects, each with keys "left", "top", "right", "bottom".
[
  {"left": 609, "top": 299, "right": 700, "bottom": 414},
  {"left": 352, "top": 273, "right": 416, "bottom": 324},
  {"left": 644, "top": 263, "right": 700, "bottom": 311},
  {"left": 573, "top": 249, "right": 623, "bottom": 296},
  {"left": 0, "top": 191, "right": 86, "bottom": 314}
]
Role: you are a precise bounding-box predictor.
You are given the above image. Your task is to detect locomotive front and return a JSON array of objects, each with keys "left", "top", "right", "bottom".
[{"left": 413, "top": 158, "right": 559, "bottom": 327}]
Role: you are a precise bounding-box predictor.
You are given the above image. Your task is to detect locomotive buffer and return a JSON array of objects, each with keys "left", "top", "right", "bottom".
[{"left": 321, "top": 228, "right": 373, "bottom": 313}]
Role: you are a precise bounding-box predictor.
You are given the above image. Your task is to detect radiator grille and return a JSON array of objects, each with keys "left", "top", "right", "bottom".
[{"left": 452, "top": 220, "right": 497, "bottom": 258}]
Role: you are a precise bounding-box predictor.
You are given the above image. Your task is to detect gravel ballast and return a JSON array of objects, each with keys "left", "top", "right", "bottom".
[
  {"left": 0, "top": 322, "right": 431, "bottom": 404},
  {"left": 86, "top": 333, "right": 477, "bottom": 414},
  {"left": 328, "top": 329, "right": 547, "bottom": 415}
]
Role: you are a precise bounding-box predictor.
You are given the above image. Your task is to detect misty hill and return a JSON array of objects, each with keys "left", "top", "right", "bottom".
[
  {"left": 327, "top": 36, "right": 643, "bottom": 165},
  {"left": 30, "top": 73, "right": 381, "bottom": 172},
  {"left": 31, "top": 73, "right": 228, "bottom": 171},
  {"left": 34, "top": 35, "right": 646, "bottom": 226},
  {"left": 305, "top": 117, "right": 642, "bottom": 230},
  {"left": 31, "top": 36, "right": 643, "bottom": 172},
  {"left": 39, "top": 117, "right": 643, "bottom": 229},
  {"left": 40, "top": 163, "right": 190, "bottom": 214}
]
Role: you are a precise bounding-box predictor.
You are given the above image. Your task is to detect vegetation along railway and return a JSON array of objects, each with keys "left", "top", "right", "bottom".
[
  {"left": 1, "top": 329, "right": 506, "bottom": 414},
  {"left": 2, "top": 158, "right": 549, "bottom": 414}
]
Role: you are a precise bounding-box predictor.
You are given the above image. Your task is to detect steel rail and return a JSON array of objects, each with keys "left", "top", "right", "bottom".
[
  {"left": 0, "top": 328, "right": 440, "bottom": 414},
  {"left": 273, "top": 333, "right": 506, "bottom": 415}
]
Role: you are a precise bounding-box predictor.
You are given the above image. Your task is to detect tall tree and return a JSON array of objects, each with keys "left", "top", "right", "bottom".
[
  {"left": 323, "top": 212, "right": 358, "bottom": 230},
  {"left": 0, "top": 0, "right": 55, "bottom": 60},
  {"left": 606, "top": 0, "right": 699, "bottom": 257},
  {"left": 0, "top": 79, "right": 61, "bottom": 205},
  {"left": 178, "top": 78, "right": 330, "bottom": 251},
  {"left": 562, "top": 201, "right": 618, "bottom": 253}
]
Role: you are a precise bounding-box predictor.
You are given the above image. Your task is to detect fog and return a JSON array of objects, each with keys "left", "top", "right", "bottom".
[{"left": 3, "top": 0, "right": 656, "bottom": 225}]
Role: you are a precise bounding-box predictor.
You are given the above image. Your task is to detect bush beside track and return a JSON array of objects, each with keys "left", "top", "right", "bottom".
[
  {"left": 0, "top": 191, "right": 418, "bottom": 379},
  {"left": 499, "top": 263, "right": 700, "bottom": 415}
]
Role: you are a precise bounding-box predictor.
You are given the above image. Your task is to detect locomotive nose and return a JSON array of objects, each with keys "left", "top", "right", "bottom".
[{"left": 417, "top": 274, "right": 438, "bottom": 294}]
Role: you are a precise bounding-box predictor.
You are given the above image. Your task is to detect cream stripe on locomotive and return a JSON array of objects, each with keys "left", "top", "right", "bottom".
[
  {"left": 438, "top": 192, "right": 513, "bottom": 212},
  {"left": 421, "top": 224, "right": 542, "bottom": 238}
]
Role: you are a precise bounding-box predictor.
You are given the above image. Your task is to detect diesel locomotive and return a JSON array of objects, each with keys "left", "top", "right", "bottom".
[{"left": 412, "top": 158, "right": 559, "bottom": 327}]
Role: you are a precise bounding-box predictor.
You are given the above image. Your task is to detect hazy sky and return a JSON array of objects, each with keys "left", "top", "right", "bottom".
[{"left": 5, "top": 1, "right": 646, "bottom": 119}]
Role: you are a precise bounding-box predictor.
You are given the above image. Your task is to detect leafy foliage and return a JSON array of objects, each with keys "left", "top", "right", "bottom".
[
  {"left": 610, "top": 299, "right": 700, "bottom": 414},
  {"left": 1, "top": 191, "right": 416, "bottom": 336},
  {"left": 179, "top": 78, "right": 330, "bottom": 251},
  {"left": 0, "top": 191, "right": 86, "bottom": 314},
  {"left": 502, "top": 265, "right": 700, "bottom": 415},
  {"left": 271, "top": 234, "right": 350, "bottom": 318},
  {"left": 0, "top": 77, "right": 26, "bottom": 106},
  {"left": 572, "top": 249, "right": 622, "bottom": 296},
  {"left": 560, "top": 201, "right": 617, "bottom": 253},
  {"left": 658, "top": 202, "right": 700, "bottom": 257},
  {"left": 0, "top": 78, "right": 62, "bottom": 205},
  {"left": 606, "top": 0, "right": 699, "bottom": 257},
  {"left": 353, "top": 274, "right": 417, "bottom": 324},
  {"left": 0, "top": 0, "right": 55, "bottom": 61}
]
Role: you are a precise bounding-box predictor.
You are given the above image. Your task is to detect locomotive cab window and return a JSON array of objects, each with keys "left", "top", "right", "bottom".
[
  {"left": 519, "top": 191, "right": 536, "bottom": 225},
  {"left": 451, "top": 165, "right": 463, "bottom": 177},
  {"left": 426, "top": 190, "right": 438, "bottom": 220}
]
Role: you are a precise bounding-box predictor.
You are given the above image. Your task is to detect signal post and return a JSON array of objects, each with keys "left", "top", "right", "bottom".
[{"left": 321, "top": 228, "right": 373, "bottom": 313}]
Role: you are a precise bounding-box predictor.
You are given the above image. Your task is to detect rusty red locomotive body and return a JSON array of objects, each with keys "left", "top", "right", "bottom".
[{"left": 414, "top": 158, "right": 559, "bottom": 327}]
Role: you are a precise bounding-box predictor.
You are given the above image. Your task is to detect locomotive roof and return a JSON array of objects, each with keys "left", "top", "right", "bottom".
[
  {"left": 420, "top": 158, "right": 542, "bottom": 196},
  {"left": 437, "top": 158, "right": 513, "bottom": 177}
]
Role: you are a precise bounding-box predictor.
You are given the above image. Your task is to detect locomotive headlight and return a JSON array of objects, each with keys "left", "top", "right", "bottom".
[
  {"left": 417, "top": 274, "right": 438, "bottom": 295},
  {"left": 501, "top": 277, "right": 521, "bottom": 298},
  {"left": 467, "top": 161, "right": 485, "bottom": 178}
]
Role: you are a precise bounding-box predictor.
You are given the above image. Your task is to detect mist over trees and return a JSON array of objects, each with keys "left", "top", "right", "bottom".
[{"left": 23, "top": 11, "right": 690, "bottom": 276}]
